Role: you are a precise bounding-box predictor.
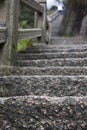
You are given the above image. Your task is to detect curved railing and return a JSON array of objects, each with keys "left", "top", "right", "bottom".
[
  {"left": 47, "top": 10, "right": 59, "bottom": 22},
  {"left": 47, "top": 10, "right": 63, "bottom": 37}
]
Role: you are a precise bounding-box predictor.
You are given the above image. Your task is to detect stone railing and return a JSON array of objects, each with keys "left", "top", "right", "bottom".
[
  {"left": 0, "top": 0, "right": 48, "bottom": 66},
  {"left": 47, "top": 10, "right": 59, "bottom": 22},
  {"left": 47, "top": 10, "right": 60, "bottom": 38}
]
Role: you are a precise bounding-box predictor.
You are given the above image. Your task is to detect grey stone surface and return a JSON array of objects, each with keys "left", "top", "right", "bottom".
[
  {"left": 0, "top": 75, "right": 87, "bottom": 97},
  {"left": 29, "top": 43, "right": 87, "bottom": 49},
  {"left": 50, "top": 37, "right": 87, "bottom": 45},
  {"left": 21, "top": 0, "right": 43, "bottom": 13},
  {"left": 49, "top": 14, "right": 63, "bottom": 36},
  {"left": 18, "top": 28, "right": 42, "bottom": 42},
  {"left": 1, "top": 66, "right": 87, "bottom": 76},
  {"left": 0, "top": 27, "right": 7, "bottom": 44},
  {"left": 17, "top": 52, "right": 87, "bottom": 60},
  {"left": 19, "top": 47, "right": 87, "bottom": 53},
  {"left": 0, "top": 96, "right": 87, "bottom": 130},
  {"left": 17, "top": 58, "right": 87, "bottom": 67},
  {"left": 0, "top": 0, "right": 19, "bottom": 66}
]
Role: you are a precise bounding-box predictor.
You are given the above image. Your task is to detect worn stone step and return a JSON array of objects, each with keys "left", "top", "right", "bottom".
[
  {"left": 1, "top": 67, "right": 87, "bottom": 76},
  {"left": 0, "top": 96, "right": 87, "bottom": 129},
  {"left": 17, "top": 52, "right": 87, "bottom": 60},
  {"left": 0, "top": 75, "right": 87, "bottom": 97},
  {"left": 50, "top": 36, "right": 87, "bottom": 44},
  {"left": 17, "top": 58, "right": 87, "bottom": 67},
  {"left": 19, "top": 48, "right": 87, "bottom": 53},
  {"left": 30, "top": 44, "right": 87, "bottom": 49}
]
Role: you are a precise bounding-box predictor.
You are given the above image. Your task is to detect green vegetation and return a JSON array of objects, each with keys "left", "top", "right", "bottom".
[
  {"left": 17, "top": 40, "right": 33, "bottom": 52},
  {"left": 19, "top": 6, "right": 34, "bottom": 28},
  {"left": 63, "top": 33, "right": 76, "bottom": 37},
  {"left": 17, "top": 6, "right": 34, "bottom": 52}
]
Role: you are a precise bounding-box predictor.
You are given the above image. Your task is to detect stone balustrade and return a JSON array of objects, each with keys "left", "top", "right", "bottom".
[{"left": 0, "top": 0, "right": 48, "bottom": 66}]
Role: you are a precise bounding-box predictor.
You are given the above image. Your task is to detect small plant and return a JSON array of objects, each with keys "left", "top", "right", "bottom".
[
  {"left": 63, "top": 33, "right": 75, "bottom": 37},
  {"left": 20, "top": 20, "right": 28, "bottom": 29},
  {"left": 17, "top": 39, "right": 33, "bottom": 52}
]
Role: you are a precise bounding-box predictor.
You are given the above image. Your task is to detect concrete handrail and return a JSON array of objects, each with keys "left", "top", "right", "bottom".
[
  {"left": 47, "top": 10, "right": 59, "bottom": 22},
  {"left": 18, "top": 28, "right": 42, "bottom": 42},
  {"left": 0, "top": 27, "right": 7, "bottom": 44},
  {"left": 21, "top": 0, "right": 43, "bottom": 13},
  {"left": 0, "top": 0, "right": 48, "bottom": 66}
]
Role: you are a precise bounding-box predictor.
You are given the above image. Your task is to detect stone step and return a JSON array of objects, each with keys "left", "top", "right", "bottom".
[
  {"left": 1, "top": 67, "right": 87, "bottom": 76},
  {"left": 19, "top": 48, "right": 87, "bottom": 53},
  {"left": 0, "top": 75, "right": 87, "bottom": 97},
  {"left": 30, "top": 44, "right": 87, "bottom": 49},
  {"left": 17, "top": 52, "right": 87, "bottom": 60},
  {"left": 0, "top": 96, "right": 87, "bottom": 129},
  {"left": 50, "top": 36, "right": 87, "bottom": 44},
  {"left": 17, "top": 58, "right": 87, "bottom": 67}
]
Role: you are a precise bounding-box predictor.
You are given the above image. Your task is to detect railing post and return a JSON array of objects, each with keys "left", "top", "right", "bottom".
[
  {"left": 39, "top": 0, "right": 47, "bottom": 43},
  {"left": 34, "top": 12, "right": 41, "bottom": 42},
  {"left": 34, "top": 0, "right": 48, "bottom": 43},
  {"left": 0, "top": 0, "right": 7, "bottom": 26},
  {"left": 0, "top": 0, "right": 19, "bottom": 66}
]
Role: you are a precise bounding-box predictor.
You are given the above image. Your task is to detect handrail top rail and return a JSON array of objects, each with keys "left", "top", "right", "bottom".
[
  {"left": 0, "top": 27, "right": 7, "bottom": 31},
  {"left": 37, "top": 0, "right": 46, "bottom": 3},
  {"left": 21, "top": 0, "right": 43, "bottom": 13},
  {"left": 18, "top": 28, "right": 41, "bottom": 32}
]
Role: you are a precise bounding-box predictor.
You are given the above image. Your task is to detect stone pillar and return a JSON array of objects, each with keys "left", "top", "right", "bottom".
[
  {"left": 0, "top": 0, "right": 19, "bottom": 66},
  {"left": 34, "top": 12, "right": 41, "bottom": 42},
  {"left": 0, "top": 0, "right": 7, "bottom": 26},
  {"left": 39, "top": 0, "right": 47, "bottom": 43}
]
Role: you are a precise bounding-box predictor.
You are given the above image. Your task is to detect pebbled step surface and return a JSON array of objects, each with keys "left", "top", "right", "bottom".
[
  {"left": 1, "top": 67, "right": 87, "bottom": 75},
  {"left": 0, "top": 96, "right": 87, "bottom": 130},
  {"left": 17, "top": 52, "right": 87, "bottom": 60},
  {"left": 22, "top": 44, "right": 87, "bottom": 50},
  {"left": 17, "top": 58, "right": 87, "bottom": 67},
  {"left": 19, "top": 48, "right": 87, "bottom": 53},
  {"left": 50, "top": 36, "right": 87, "bottom": 44},
  {"left": 1, "top": 36, "right": 87, "bottom": 129},
  {"left": 0, "top": 76, "right": 87, "bottom": 97}
]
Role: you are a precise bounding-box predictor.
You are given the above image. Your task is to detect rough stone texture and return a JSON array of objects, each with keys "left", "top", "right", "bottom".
[
  {"left": 17, "top": 58, "right": 87, "bottom": 67},
  {"left": 50, "top": 36, "right": 87, "bottom": 45},
  {"left": 0, "top": 34, "right": 87, "bottom": 129},
  {"left": 1, "top": 66, "right": 87, "bottom": 76},
  {"left": 19, "top": 47, "right": 87, "bottom": 53},
  {"left": 29, "top": 43, "right": 87, "bottom": 49},
  {"left": 0, "top": 76, "right": 87, "bottom": 97},
  {"left": 0, "top": 96, "right": 87, "bottom": 130},
  {"left": 17, "top": 52, "right": 87, "bottom": 60}
]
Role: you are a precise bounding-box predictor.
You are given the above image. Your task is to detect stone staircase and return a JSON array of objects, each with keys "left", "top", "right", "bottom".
[{"left": 0, "top": 37, "right": 87, "bottom": 129}]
